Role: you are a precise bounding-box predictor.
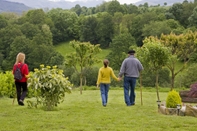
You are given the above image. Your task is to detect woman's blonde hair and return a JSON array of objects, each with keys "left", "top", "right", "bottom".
[{"left": 15, "top": 52, "right": 25, "bottom": 64}]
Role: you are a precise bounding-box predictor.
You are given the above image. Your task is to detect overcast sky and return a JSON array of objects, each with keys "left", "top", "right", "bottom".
[{"left": 49, "top": 0, "right": 141, "bottom": 4}]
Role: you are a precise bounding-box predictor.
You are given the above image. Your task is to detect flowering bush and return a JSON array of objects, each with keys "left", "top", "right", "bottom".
[{"left": 28, "top": 65, "right": 72, "bottom": 110}]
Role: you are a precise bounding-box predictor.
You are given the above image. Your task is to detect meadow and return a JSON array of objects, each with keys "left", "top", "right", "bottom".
[
  {"left": 0, "top": 89, "right": 196, "bottom": 131},
  {"left": 55, "top": 42, "right": 111, "bottom": 67}
]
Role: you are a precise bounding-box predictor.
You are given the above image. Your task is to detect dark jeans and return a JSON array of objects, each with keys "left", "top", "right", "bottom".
[
  {"left": 123, "top": 76, "right": 137, "bottom": 106},
  {"left": 15, "top": 81, "right": 28, "bottom": 103},
  {"left": 100, "top": 83, "right": 109, "bottom": 106}
]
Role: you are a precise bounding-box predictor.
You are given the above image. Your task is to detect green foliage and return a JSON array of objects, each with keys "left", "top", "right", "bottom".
[
  {"left": 178, "top": 63, "right": 197, "bottom": 88},
  {"left": 66, "top": 41, "right": 101, "bottom": 94},
  {"left": 166, "top": 90, "right": 182, "bottom": 108},
  {"left": 27, "top": 65, "right": 72, "bottom": 111},
  {"left": 0, "top": 71, "right": 15, "bottom": 97},
  {"left": 107, "top": 33, "right": 136, "bottom": 70},
  {"left": 142, "top": 68, "right": 170, "bottom": 87}
]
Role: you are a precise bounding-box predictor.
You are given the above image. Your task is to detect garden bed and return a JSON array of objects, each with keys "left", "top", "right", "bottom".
[{"left": 158, "top": 104, "right": 197, "bottom": 117}]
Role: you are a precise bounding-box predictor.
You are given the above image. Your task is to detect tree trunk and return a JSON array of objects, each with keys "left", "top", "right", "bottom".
[
  {"left": 80, "top": 74, "right": 83, "bottom": 94},
  {"left": 140, "top": 74, "right": 143, "bottom": 105},
  {"left": 156, "top": 72, "right": 160, "bottom": 101},
  {"left": 171, "top": 70, "right": 175, "bottom": 91}
]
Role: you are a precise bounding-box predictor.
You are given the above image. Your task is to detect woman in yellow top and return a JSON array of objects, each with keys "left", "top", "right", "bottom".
[{"left": 97, "top": 59, "right": 120, "bottom": 107}]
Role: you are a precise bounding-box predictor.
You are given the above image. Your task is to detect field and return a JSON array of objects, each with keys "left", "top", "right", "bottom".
[
  {"left": 0, "top": 89, "right": 196, "bottom": 131},
  {"left": 55, "top": 42, "right": 111, "bottom": 67}
]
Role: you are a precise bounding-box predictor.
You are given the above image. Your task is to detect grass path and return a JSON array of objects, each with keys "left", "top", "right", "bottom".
[{"left": 0, "top": 90, "right": 197, "bottom": 131}]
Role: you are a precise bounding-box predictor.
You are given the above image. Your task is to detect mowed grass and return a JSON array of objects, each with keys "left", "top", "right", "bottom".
[
  {"left": 0, "top": 89, "right": 197, "bottom": 131},
  {"left": 54, "top": 42, "right": 111, "bottom": 67}
]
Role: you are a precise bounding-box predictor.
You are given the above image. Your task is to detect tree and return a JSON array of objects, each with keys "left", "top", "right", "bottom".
[
  {"left": 65, "top": 41, "right": 101, "bottom": 94},
  {"left": 107, "top": 0, "right": 123, "bottom": 15},
  {"left": 160, "top": 31, "right": 197, "bottom": 89},
  {"left": 47, "top": 9, "right": 79, "bottom": 44},
  {"left": 130, "top": 12, "right": 159, "bottom": 46},
  {"left": 79, "top": 16, "right": 98, "bottom": 44},
  {"left": 139, "top": 37, "right": 170, "bottom": 101},
  {"left": 113, "top": 12, "right": 123, "bottom": 36},
  {"left": 0, "top": 15, "right": 8, "bottom": 29},
  {"left": 107, "top": 33, "right": 136, "bottom": 70},
  {"left": 96, "top": 12, "right": 114, "bottom": 48},
  {"left": 188, "top": 6, "right": 197, "bottom": 27}
]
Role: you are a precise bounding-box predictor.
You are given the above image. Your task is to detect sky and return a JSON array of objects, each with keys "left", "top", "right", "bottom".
[{"left": 49, "top": 0, "right": 141, "bottom": 4}]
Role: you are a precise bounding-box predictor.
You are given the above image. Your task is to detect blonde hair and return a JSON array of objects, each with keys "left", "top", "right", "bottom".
[{"left": 15, "top": 52, "right": 25, "bottom": 64}]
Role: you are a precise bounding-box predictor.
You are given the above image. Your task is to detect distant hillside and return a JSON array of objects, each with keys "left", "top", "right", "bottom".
[
  {"left": 0, "top": 0, "right": 31, "bottom": 14},
  {"left": 1, "top": 0, "right": 194, "bottom": 14},
  {"left": 135, "top": 0, "right": 193, "bottom": 6},
  {"left": 6, "top": 0, "right": 104, "bottom": 9}
]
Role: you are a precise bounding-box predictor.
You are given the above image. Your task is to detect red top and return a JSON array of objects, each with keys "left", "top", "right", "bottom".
[{"left": 12, "top": 62, "right": 29, "bottom": 82}]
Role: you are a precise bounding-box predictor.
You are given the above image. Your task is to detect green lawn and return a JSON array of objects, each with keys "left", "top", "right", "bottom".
[{"left": 0, "top": 89, "right": 196, "bottom": 131}]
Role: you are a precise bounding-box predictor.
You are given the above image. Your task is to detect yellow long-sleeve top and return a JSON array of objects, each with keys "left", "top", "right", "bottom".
[{"left": 96, "top": 66, "right": 119, "bottom": 85}]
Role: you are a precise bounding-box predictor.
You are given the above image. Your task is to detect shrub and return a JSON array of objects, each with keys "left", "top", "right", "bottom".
[
  {"left": 0, "top": 71, "right": 15, "bottom": 97},
  {"left": 166, "top": 90, "right": 182, "bottom": 108},
  {"left": 27, "top": 65, "right": 72, "bottom": 111}
]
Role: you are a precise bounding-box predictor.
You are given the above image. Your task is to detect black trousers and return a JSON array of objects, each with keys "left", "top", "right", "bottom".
[{"left": 15, "top": 81, "right": 28, "bottom": 103}]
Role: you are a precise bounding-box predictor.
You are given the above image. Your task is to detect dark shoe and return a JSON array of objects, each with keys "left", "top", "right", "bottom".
[
  {"left": 19, "top": 100, "right": 24, "bottom": 106},
  {"left": 103, "top": 104, "right": 107, "bottom": 107}
]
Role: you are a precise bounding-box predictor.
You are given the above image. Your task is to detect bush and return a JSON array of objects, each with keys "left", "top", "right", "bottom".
[
  {"left": 0, "top": 71, "right": 15, "bottom": 97},
  {"left": 166, "top": 90, "right": 182, "bottom": 108},
  {"left": 27, "top": 65, "right": 72, "bottom": 111}
]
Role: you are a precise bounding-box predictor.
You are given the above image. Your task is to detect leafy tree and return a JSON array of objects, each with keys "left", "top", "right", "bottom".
[
  {"left": 20, "top": 22, "right": 40, "bottom": 40},
  {"left": 47, "top": 8, "right": 79, "bottom": 44},
  {"left": 160, "top": 31, "right": 197, "bottom": 89},
  {"left": 95, "top": 1, "right": 109, "bottom": 13},
  {"left": 79, "top": 16, "right": 98, "bottom": 44},
  {"left": 70, "top": 4, "right": 82, "bottom": 16},
  {"left": 142, "top": 21, "right": 171, "bottom": 38},
  {"left": 0, "top": 15, "right": 8, "bottom": 29},
  {"left": 107, "top": 33, "right": 136, "bottom": 70},
  {"left": 180, "top": 64, "right": 197, "bottom": 87},
  {"left": 0, "top": 25, "right": 23, "bottom": 71},
  {"left": 25, "top": 9, "right": 47, "bottom": 25},
  {"left": 113, "top": 12, "right": 123, "bottom": 35},
  {"left": 188, "top": 6, "right": 197, "bottom": 27},
  {"left": 121, "top": 14, "right": 135, "bottom": 34},
  {"left": 96, "top": 12, "right": 114, "bottom": 48},
  {"left": 139, "top": 37, "right": 170, "bottom": 101},
  {"left": 123, "top": 4, "right": 139, "bottom": 14},
  {"left": 27, "top": 44, "right": 64, "bottom": 71},
  {"left": 65, "top": 41, "right": 101, "bottom": 94},
  {"left": 107, "top": 0, "right": 123, "bottom": 15},
  {"left": 130, "top": 12, "right": 159, "bottom": 46}
]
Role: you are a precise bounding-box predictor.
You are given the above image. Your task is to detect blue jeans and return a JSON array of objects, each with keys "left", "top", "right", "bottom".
[
  {"left": 123, "top": 76, "right": 137, "bottom": 106},
  {"left": 100, "top": 83, "right": 109, "bottom": 106}
]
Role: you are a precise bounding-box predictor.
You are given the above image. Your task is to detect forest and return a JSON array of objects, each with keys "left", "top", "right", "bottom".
[{"left": 1, "top": 0, "right": 197, "bottom": 88}]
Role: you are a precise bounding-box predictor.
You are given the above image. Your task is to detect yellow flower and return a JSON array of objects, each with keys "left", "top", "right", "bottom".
[{"left": 40, "top": 64, "right": 44, "bottom": 68}]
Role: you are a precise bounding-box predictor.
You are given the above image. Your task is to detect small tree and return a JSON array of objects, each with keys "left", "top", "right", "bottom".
[
  {"left": 140, "top": 37, "right": 170, "bottom": 101},
  {"left": 65, "top": 40, "right": 101, "bottom": 94},
  {"left": 160, "top": 31, "right": 197, "bottom": 90},
  {"left": 28, "top": 65, "right": 72, "bottom": 111}
]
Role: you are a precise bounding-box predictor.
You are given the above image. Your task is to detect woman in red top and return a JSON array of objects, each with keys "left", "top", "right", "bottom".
[{"left": 12, "top": 52, "right": 29, "bottom": 106}]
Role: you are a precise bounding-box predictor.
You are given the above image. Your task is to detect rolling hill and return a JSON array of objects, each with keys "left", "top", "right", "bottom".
[{"left": 0, "top": 0, "right": 31, "bottom": 14}]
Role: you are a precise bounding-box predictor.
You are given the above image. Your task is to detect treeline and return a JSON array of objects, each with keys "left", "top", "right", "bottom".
[{"left": 1, "top": 0, "right": 197, "bottom": 87}]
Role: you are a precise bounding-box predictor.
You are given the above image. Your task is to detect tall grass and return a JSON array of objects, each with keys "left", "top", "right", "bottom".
[{"left": 0, "top": 90, "right": 196, "bottom": 131}]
